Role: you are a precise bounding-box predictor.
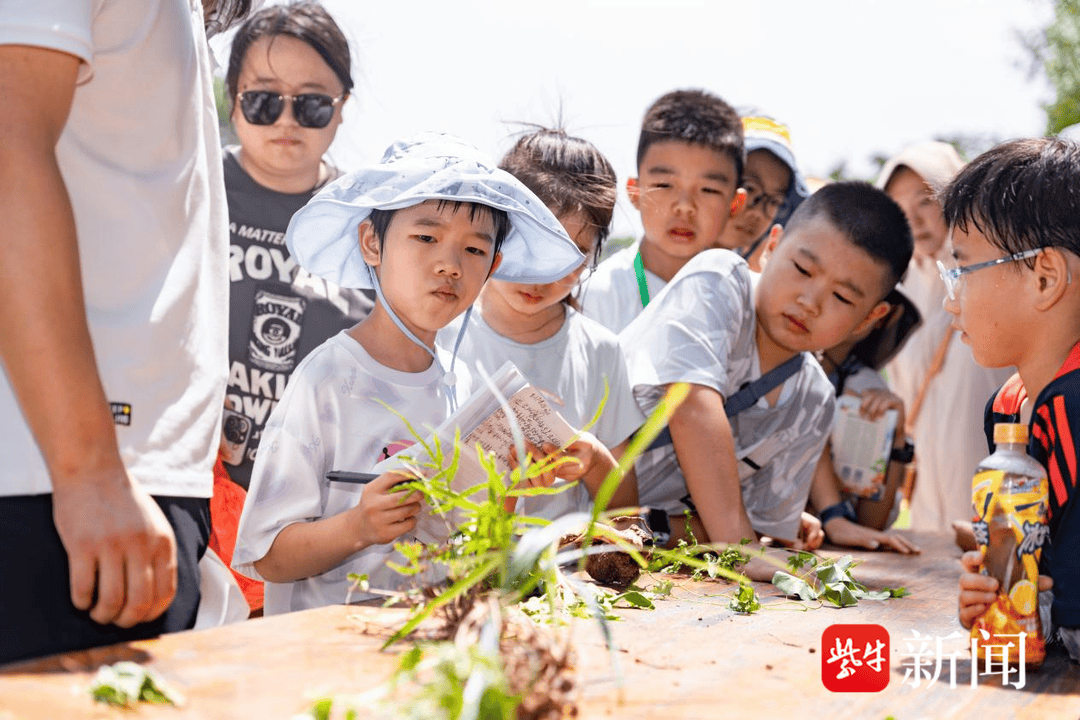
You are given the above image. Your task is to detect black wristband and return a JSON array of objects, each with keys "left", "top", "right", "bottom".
[
  {"left": 890, "top": 439, "right": 915, "bottom": 464},
  {"left": 819, "top": 499, "right": 857, "bottom": 526}
]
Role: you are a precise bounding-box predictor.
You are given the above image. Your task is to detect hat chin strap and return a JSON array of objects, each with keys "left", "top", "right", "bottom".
[{"left": 367, "top": 265, "right": 470, "bottom": 411}]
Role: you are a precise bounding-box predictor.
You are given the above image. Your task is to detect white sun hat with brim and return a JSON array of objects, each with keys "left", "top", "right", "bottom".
[
  {"left": 286, "top": 132, "right": 585, "bottom": 289},
  {"left": 874, "top": 141, "right": 965, "bottom": 193}
]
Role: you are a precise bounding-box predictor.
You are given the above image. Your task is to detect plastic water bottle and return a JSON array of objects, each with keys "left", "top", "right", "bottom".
[{"left": 970, "top": 423, "right": 1049, "bottom": 668}]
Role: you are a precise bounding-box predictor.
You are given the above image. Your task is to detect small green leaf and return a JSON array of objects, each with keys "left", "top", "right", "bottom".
[
  {"left": 309, "top": 697, "right": 333, "bottom": 720},
  {"left": 772, "top": 571, "right": 818, "bottom": 600},
  {"left": 616, "top": 590, "right": 655, "bottom": 609},
  {"left": 728, "top": 584, "right": 761, "bottom": 614},
  {"left": 399, "top": 645, "right": 424, "bottom": 672},
  {"left": 859, "top": 589, "right": 892, "bottom": 601},
  {"left": 786, "top": 551, "right": 817, "bottom": 571},
  {"left": 821, "top": 583, "right": 858, "bottom": 608},
  {"left": 89, "top": 662, "right": 182, "bottom": 708},
  {"left": 815, "top": 562, "right": 849, "bottom": 586},
  {"left": 884, "top": 586, "right": 911, "bottom": 598}
]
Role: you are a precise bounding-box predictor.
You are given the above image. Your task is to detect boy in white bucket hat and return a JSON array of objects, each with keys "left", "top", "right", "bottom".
[{"left": 233, "top": 133, "right": 584, "bottom": 615}]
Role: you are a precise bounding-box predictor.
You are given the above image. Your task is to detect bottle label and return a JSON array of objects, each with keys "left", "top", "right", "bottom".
[{"left": 971, "top": 467, "right": 1049, "bottom": 664}]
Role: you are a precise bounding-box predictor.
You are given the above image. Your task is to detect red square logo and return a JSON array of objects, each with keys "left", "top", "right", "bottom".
[{"left": 821, "top": 624, "right": 890, "bottom": 692}]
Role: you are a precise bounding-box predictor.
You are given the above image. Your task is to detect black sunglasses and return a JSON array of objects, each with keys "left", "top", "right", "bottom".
[{"left": 236, "top": 90, "right": 344, "bottom": 129}]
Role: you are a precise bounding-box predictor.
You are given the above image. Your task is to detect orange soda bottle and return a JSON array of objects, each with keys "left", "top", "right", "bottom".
[{"left": 970, "top": 423, "right": 1049, "bottom": 668}]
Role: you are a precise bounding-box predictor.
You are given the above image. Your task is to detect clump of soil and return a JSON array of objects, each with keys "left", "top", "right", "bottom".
[{"left": 562, "top": 515, "right": 651, "bottom": 588}]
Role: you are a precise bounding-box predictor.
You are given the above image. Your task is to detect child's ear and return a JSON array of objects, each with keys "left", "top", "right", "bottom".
[
  {"left": 487, "top": 251, "right": 503, "bottom": 278},
  {"left": 1032, "top": 246, "right": 1073, "bottom": 311},
  {"left": 758, "top": 225, "right": 784, "bottom": 270},
  {"left": 850, "top": 300, "right": 892, "bottom": 339},
  {"left": 729, "top": 188, "right": 747, "bottom": 217},
  {"left": 626, "top": 177, "right": 641, "bottom": 209},
  {"left": 358, "top": 220, "right": 381, "bottom": 267}
]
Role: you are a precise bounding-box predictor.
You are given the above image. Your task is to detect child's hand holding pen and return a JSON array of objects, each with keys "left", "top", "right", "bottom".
[{"left": 348, "top": 471, "right": 423, "bottom": 546}]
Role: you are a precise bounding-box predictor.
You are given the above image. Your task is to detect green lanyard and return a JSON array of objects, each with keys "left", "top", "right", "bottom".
[{"left": 633, "top": 250, "right": 650, "bottom": 308}]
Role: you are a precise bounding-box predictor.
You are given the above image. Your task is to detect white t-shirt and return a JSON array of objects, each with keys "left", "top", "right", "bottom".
[
  {"left": 578, "top": 242, "right": 666, "bottom": 334},
  {"left": 439, "top": 307, "right": 645, "bottom": 519},
  {"left": 620, "top": 250, "right": 835, "bottom": 541},
  {"left": 886, "top": 255, "right": 1012, "bottom": 531},
  {"left": 0, "top": 0, "right": 229, "bottom": 498},
  {"left": 233, "top": 331, "right": 460, "bottom": 615}
]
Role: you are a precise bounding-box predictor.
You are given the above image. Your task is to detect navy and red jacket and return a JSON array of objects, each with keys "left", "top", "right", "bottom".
[{"left": 984, "top": 341, "right": 1080, "bottom": 629}]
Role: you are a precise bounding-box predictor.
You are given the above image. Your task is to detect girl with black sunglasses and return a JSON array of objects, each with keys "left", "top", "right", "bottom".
[{"left": 212, "top": 1, "right": 374, "bottom": 618}]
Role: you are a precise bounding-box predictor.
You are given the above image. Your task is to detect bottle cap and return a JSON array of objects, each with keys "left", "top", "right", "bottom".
[{"left": 993, "top": 423, "right": 1028, "bottom": 445}]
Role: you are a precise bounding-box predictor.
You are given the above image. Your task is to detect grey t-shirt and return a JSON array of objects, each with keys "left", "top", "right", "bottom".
[
  {"left": 620, "top": 249, "right": 835, "bottom": 541},
  {"left": 222, "top": 149, "right": 374, "bottom": 488}
]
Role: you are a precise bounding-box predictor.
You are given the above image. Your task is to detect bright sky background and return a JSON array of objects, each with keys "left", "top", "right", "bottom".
[{"left": 212, "top": 0, "right": 1056, "bottom": 239}]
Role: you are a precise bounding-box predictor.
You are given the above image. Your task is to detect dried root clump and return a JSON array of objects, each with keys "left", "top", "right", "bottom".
[
  {"left": 502, "top": 611, "right": 577, "bottom": 720},
  {"left": 452, "top": 600, "right": 577, "bottom": 720}
]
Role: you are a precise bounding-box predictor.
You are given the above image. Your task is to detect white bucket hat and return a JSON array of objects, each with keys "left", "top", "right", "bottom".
[
  {"left": 285, "top": 133, "right": 585, "bottom": 408},
  {"left": 286, "top": 132, "right": 584, "bottom": 288}
]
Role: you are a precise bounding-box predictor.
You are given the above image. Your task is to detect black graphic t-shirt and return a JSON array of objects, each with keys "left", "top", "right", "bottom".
[{"left": 222, "top": 148, "right": 374, "bottom": 488}]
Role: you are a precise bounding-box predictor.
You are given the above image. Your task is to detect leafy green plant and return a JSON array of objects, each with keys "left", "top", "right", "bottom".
[
  {"left": 89, "top": 661, "right": 184, "bottom": 708},
  {"left": 772, "top": 553, "right": 908, "bottom": 608},
  {"left": 728, "top": 584, "right": 762, "bottom": 614},
  {"left": 315, "top": 383, "right": 694, "bottom": 719}
]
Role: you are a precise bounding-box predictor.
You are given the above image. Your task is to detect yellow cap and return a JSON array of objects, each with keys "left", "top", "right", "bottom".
[{"left": 993, "top": 423, "right": 1028, "bottom": 445}]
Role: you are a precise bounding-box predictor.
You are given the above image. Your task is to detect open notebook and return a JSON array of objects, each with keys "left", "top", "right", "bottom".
[{"left": 373, "top": 362, "right": 577, "bottom": 543}]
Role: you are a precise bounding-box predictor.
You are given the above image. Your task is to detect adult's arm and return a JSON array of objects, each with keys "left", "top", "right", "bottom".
[{"left": 0, "top": 44, "right": 177, "bottom": 628}]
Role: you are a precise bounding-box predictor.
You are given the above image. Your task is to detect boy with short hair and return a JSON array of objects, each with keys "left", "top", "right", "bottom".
[
  {"left": 232, "top": 134, "right": 585, "bottom": 614},
  {"left": 622, "top": 182, "right": 912, "bottom": 580},
  {"left": 949, "top": 138, "right": 1080, "bottom": 662},
  {"left": 580, "top": 88, "right": 746, "bottom": 333}
]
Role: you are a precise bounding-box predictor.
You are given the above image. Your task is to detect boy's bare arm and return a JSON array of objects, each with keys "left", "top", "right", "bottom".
[
  {"left": 606, "top": 439, "right": 640, "bottom": 512},
  {"left": 0, "top": 45, "right": 178, "bottom": 629},
  {"left": 535, "top": 435, "right": 638, "bottom": 513},
  {"left": 810, "top": 446, "right": 918, "bottom": 554},
  {"left": 668, "top": 384, "right": 783, "bottom": 580},
  {"left": 254, "top": 471, "right": 421, "bottom": 583},
  {"left": 575, "top": 437, "right": 638, "bottom": 512},
  {"left": 853, "top": 388, "right": 906, "bottom": 531}
]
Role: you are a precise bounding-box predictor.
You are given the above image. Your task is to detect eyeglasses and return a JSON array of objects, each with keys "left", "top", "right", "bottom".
[
  {"left": 236, "top": 90, "right": 344, "bottom": 129},
  {"left": 936, "top": 248, "right": 1043, "bottom": 300},
  {"left": 743, "top": 179, "right": 785, "bottom": 218}
]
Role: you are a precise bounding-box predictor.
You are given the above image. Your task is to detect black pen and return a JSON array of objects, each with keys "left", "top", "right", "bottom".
[
  {"left": 326, "top": 471, "right": 414, "bottom": 489},
  {"left": 326, "top": 471, "right": 378, "bottom": 484}
]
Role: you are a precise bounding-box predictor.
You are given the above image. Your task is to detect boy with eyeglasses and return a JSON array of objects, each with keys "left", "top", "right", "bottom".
[
  {"left": 951, "top": 138, "right": 1080, "bottom": 663},
  {"left": 718, "top": 114, "right": 810, "bottom": 271},
  {"left": 878, "top": 142, "right": 1012, "bottom": 535}
]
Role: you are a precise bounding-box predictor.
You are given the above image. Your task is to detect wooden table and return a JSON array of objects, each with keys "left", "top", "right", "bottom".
[{"left": 2, "top": 531, "right": 1078, "bottom": 719}]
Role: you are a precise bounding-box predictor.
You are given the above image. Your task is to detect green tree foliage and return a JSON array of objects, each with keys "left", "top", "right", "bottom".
[
  {"left": 1024, "top": 0, "right": 1080, "bottom": 135},
  {"left": 214, "top": 76, "right": 239, "bottom": 146}
]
